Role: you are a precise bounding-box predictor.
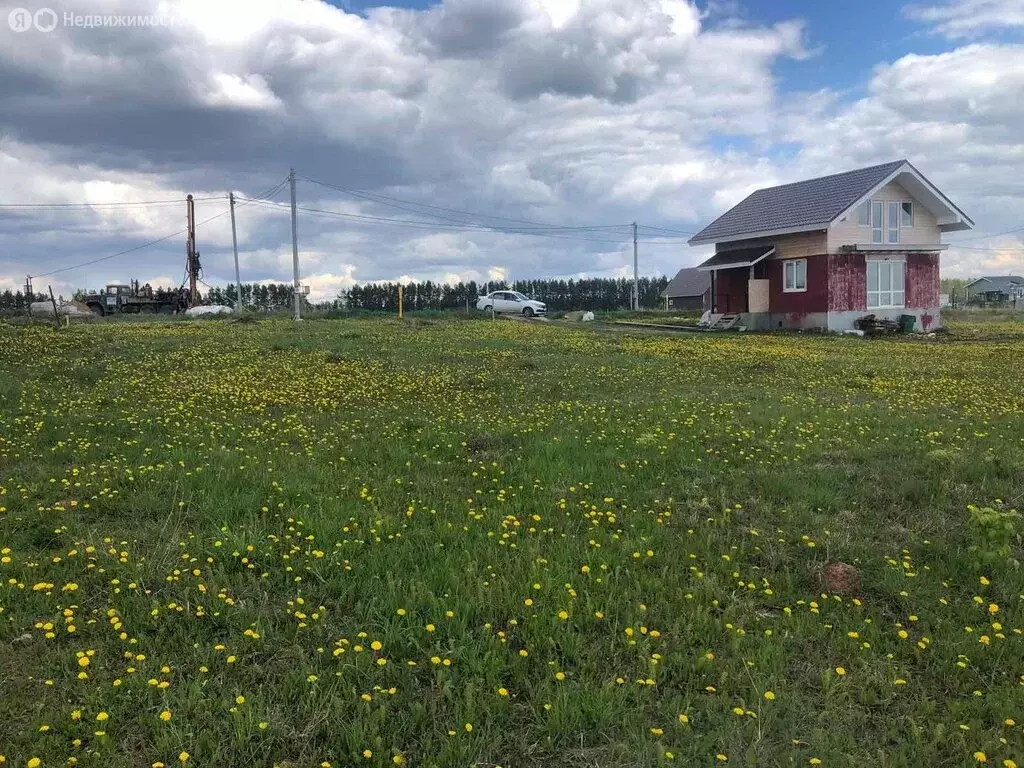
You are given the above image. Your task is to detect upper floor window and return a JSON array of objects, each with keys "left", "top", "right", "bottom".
[
  {"left": 888, "top": 202, "right": 900, "bottom": 244},
  {"left": 857, "top": 199, "right": 914, "bottom": 245},
  {"left": 871, "top": 201, "right": 884, "bottom": 244}
]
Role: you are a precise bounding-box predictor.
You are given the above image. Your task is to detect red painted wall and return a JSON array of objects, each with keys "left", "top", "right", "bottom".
[
  {"left": 714, "top": 269, "right": 748, "bottom": 313},
  {"left": 827, "top": 253, "right": 867, "bottom": 312},
  {"left": 768, "top": 255, "right": 829, "bottom": 314},
  {"left": 905, "top": 253, "right": 940, "bottom": 309}
]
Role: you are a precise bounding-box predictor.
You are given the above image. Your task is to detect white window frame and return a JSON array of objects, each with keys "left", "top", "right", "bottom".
[
  {"left": 871, "top": 201, "right": 884, "bottom": 244},
  {"left": 867, "top": 258, "right": 906, "bottom": 309},
  {"left": 783, "top": 259, "right": 807, "bottom": 293},
  {"left": 887, "top": 201, "right": 900, "bottom": 244},
  {"left": 860, "top": 197, "right": 915, "bottom": 242},
  {"left": 857, "top": 201, "right": 870, "bottom": 227},
  {"left": 900, "top": 201, "right": 914, "bottom": 228}
]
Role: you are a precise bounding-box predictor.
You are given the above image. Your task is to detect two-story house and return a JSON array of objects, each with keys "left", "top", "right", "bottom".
[{"left": 687, "top": 160, "right": 974, "bottom": 331}]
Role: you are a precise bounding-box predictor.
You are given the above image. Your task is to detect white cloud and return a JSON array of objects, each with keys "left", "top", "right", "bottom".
[
  {"left": 1, "top": 0, "right": 1022, "bottom": 295},
  {"left": 205, "top": 73, "right": 283, "bottom": 111},
  {"left": 904, "top": 0, "right": 1024, "bottom": 38}
]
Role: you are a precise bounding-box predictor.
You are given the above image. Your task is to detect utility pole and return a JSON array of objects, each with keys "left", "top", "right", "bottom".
[
  {"left": 24, "top": 275, "right": 33, "bottom": 314},
  {"left": 185, "top": 194, "right": 199, "bottom": 307},
  {"left": 289, "top": 169, "right": 301, "bottom": 321},
  {"left": 632, "top": 221, "right": 639, "bottom": 311},
  {"left": 229, "top": 192, "right": 242, "bottom": 312}
]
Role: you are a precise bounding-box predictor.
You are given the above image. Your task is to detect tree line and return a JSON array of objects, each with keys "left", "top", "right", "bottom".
[
  {"left": 0, "top": 290, "right": 49, "bottom": 315},
  {"left": 340, "top": 276, "right": 670, "bottom": 312},
  {"left": 108, "top": 277, "right": 671, "bottom": 312},
  {"left": 3, "top": 276, "right": 671, "bottom": 317}
]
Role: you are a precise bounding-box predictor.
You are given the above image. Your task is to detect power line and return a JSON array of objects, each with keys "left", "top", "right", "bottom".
[
  {"left": 29, "top": 208, "right": 231, "bottom": 279},
  {"left": 948, "top": 225, "right": 1024, "bottom": 244},
  {"left": 299, "top": 174, "right": 630, "bottom": 233},
  {"left": 638, "top": 224, "right": 695, "bottom": 236},
  {"left": 241, "top": 197, "right": 633, "bottom": 244},
  {"left": 27, "top": 177, "right": 293, "bottom": 280},
  {"left": 0, "top": 196, "right": 224, "bottom": 209},
  {"left": 948, "top": 243, "right": 1024, "bottom": 253}
]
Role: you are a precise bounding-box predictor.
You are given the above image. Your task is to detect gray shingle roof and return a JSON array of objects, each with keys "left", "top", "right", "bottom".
[
  {"left": 689, "top": 160, "right": 907, "bottom": 245},
  {"left": 661, "top": 267, "right": 711, "bottom": 298},
  {"left": 967, "top": 276, "right": 1024, "bottom": 294}
]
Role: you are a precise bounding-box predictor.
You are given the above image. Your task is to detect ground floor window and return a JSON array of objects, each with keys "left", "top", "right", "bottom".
[
  {"left": 867, "top": 259, "right": 905, "bottom": 308},
  {"left": 783, "top": 259, "right": 807, "bottom": 292}
]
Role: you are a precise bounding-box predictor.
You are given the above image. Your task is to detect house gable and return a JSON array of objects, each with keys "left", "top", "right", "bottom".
[{"left": 828, "top": 180, "right": 941, "bottom": 252}]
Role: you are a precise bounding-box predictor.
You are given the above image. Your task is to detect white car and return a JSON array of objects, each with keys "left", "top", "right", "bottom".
[{"left": 477, "top": 290, "right": 547, "bottom": 317}]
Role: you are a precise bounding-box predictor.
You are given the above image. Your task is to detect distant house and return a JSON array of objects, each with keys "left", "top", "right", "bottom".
[
  {"left": 688, "top": 160, "right": 973, "bottom": 331},
  {"left": 661, "top": 267, "right": 711, "bottom": 311},
  {"left": 964, "top": 276, "right": 1024, "bottom": 304}
]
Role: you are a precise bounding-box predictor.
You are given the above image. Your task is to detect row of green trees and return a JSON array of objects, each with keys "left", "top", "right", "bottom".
[
  {"left": 136, "top": 276, "right": 671, "bottom": 312},
  {"left": 340, "top": 276, "right": 670, "bottom": 312},
  {"left": 0, "top": 290, "right": 48, "bottom": 314},
  {"left": 7, "top": 275, "right": 670, "bottom": 317},
  {"left": 68, "top": 283, "right": 301, "bottom": 313}
]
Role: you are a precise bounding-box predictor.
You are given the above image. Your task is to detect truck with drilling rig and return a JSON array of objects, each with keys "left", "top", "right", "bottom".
[{"left": 82, "top": 280, "right": 190, "bottom": 316}]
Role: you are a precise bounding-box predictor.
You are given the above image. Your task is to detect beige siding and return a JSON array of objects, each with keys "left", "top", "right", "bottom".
[
  {"left": 716, "top": 230, "right": 827, "bottom": 259},
  {"left": 828, "top": 180, "right": 941, "bottom": 251}
]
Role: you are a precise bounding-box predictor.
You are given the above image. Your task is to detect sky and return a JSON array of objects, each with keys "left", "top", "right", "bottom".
[{"left": 1, "top": 0, "right": 1023, "bottom": 301}]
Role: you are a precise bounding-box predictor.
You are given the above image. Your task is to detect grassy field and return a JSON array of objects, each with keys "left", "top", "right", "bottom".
[{"left": 0, "top": 315, "right": 1021, "bottom": 768}]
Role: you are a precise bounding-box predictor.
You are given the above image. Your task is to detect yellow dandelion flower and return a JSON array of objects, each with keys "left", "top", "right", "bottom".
[
  {"left": 764, "top": 691, "right": 776, "bottom": 701},
  {"left": 835, "top": 667, "right": 846, "bottom": 676},
  {"left": 159, "top": 709, "right": 172, "bottom": 722}
]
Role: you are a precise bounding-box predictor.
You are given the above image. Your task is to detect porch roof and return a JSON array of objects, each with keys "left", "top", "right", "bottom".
[{"left": 697, "top": 246, "right": 775, "bottom": 272}]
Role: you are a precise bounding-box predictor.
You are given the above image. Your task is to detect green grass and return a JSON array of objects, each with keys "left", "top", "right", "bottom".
[{"left": 0, "top": 317, "right": 1021, "bottom": 768}]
